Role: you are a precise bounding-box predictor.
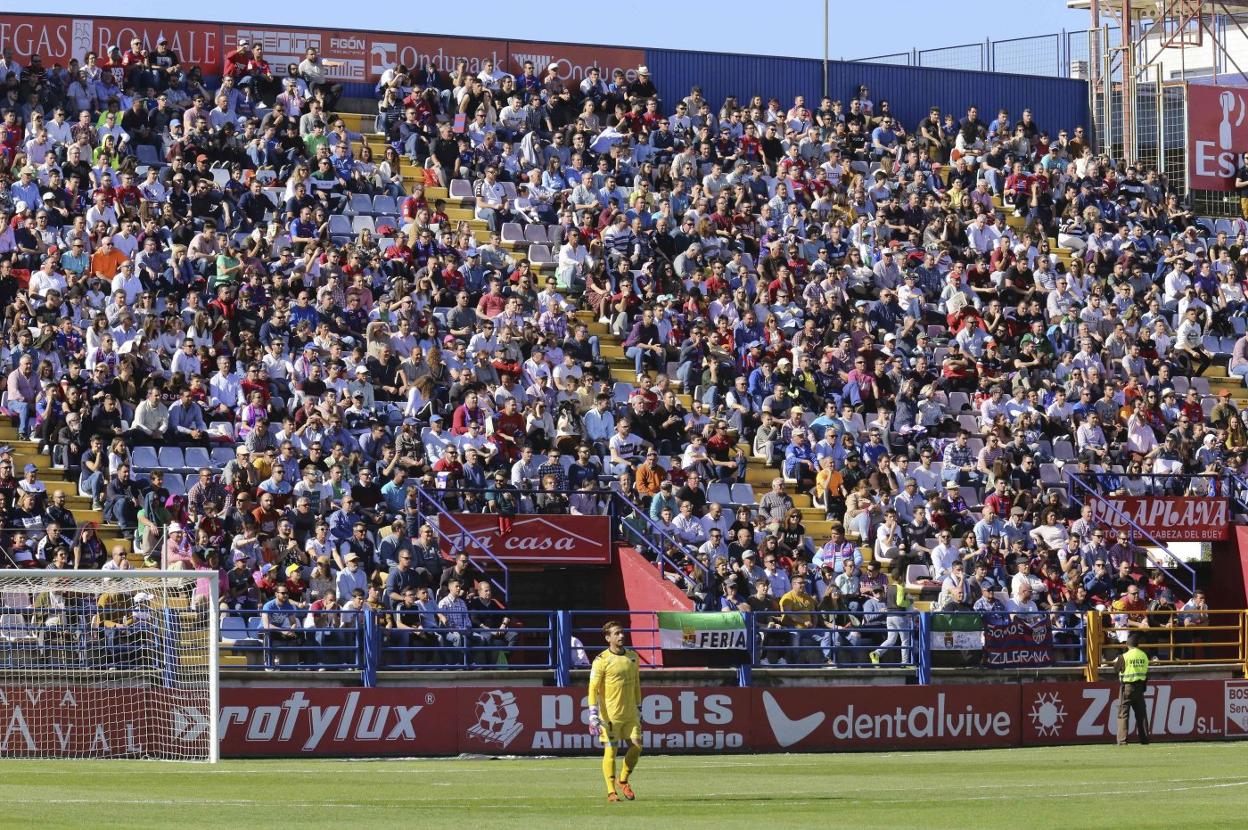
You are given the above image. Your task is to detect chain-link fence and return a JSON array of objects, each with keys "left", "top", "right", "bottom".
[
  {"left": 991, "top": 33, "right": 1063, "bottom": 77},
  {"left": 915, "top": 42, "right": 987, "bottom": 71}
]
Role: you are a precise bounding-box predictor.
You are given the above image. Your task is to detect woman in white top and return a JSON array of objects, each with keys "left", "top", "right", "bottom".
[{"left": 1029, "top": 508, "right": 1069, "bottom": 550}]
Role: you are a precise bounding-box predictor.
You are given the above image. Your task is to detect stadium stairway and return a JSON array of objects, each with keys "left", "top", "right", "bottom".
[{"left": 0, "top": 422, "right": 133, "bottom": 558}]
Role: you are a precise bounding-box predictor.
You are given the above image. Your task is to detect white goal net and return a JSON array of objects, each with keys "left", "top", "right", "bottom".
[{"left": 0, "top": 570, "right": 218, "bottom": 762}]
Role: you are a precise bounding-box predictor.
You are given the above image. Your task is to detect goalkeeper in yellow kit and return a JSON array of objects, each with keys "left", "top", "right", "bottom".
[{"left": 587, "top": 620, "right": 642, "bottom": 802}]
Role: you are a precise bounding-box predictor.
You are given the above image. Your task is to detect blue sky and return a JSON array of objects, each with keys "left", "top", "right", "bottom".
[{"left": 39, "top": 1, "right": 1091, "bottom": 61}]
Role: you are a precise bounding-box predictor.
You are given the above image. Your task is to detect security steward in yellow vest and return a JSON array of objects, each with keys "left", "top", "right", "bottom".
[{"left": 1113, "top": 631, "right": 1150, "bottom": 745}]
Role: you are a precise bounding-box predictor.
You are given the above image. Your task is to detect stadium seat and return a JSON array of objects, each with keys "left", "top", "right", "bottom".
[
  {"left": 184, "top": 447, "right": 212, "bottom": 470},
  {"left": 135, "top": 144, "right": 159, "bottom": 165},
  {"left": 210, "top": 447, "right": 236, "bottom": 467},
  {"left": 348, "top": 193, "right": 373, "bottom": 215},
  {"left": 524, "top": 224, "right": 548, "bottom": 244},
  {"left": 1039, "top": 463, "right": 1062, "bottom": 486},
  {"left": 351, "top": 215, "right": 376, "bottom": 233},
  {"left": 132, "top": 446, "right": 158, "bottom": 472},
  {"left": 707, "top": 483, "right": 732, "bottom": 506},
  {"left": 904, "top": 564, "right": 932, "bottom": 590},
  {"left": 327, "top": 214, "right": 352, "bottom": 237},
  {"left": 948, "top": 392, "right": 970, "bottom": 411},
  {"left": 1191, "top": 377, "right": 1210, "bottom": 396},
  {"left": 500, "top": 222, "right": 525, "bottom": 245},
  {"left": 528, "top": 244, "right": 553, "bottom": 264},
  {"left": 158, "top": 447, "right": 185, "bottom": 471},
  {"left": 164, "top": 473, "right": 186, "bottom": 496},
  {"left": 1052, "top": 440, "right": 1075, "bottom": 461},
  {"left": 730, "top": 484, "right": 757, "bottom": 507},
  {"left": 448, "top": 179, "right": 474, "bottom": 200},
  {"left": 371, "top": 195, "right": 397, "bottom": 215}
]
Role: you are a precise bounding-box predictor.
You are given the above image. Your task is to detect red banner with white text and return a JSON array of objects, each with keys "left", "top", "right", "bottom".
[
  {"left": 1188, "top": 83, "right": 1248, "bottom": 191},
  {"left": 1021, "top": 679, "right": 1247, "bottom": 744},
  {"left": 436, "top": 513, "right": 612, "bottom": 565},
  {"left": 1088, "top": 496, "right": 1228, "bottom": 541},
  {"left": 0, "top": 14, "right": 643, "bottom": 86},
  {"left": 0, "top": 15, "right": 220, "bottom": 72},
  {"left": 214, "top": 680, "right": 1248, "bottom": 756}
]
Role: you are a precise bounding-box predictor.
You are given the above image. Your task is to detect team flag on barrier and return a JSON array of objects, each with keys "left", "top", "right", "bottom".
[
  {"left": 657, "top": 612, "right": 748, "bottom": 649},
  {"left": 929, "top": 614, "right": 985, "bottom": 650}
]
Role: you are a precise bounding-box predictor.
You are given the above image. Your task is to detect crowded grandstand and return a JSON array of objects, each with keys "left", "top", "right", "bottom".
[{"left": 0, "top": 23, "right": 1233, "bottom": 673}]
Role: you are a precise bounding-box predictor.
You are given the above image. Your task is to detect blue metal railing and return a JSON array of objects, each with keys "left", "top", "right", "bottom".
[
  {"left": 1065, "top": 472, "right": 1199, "bottom": 596},
  {"left": 220, "top": 608, "right": 367, "bottom": 672},
  {"left": 413, "top": 483, "right": 510, "bottom": 602},
  {"left": 223, "top": 607, "right": 555, "bottom": 674},
  {"left": 381, "top": 608, "right": 555, "bottom": 670},
  {"left": 607, "top": 490, "right": 712, "bottom": 594},
  {"left": 216, "top": 605, "right": 1099, "bottom": 684},
  {"left": 1228, "top": 472, "right": 1248, "bottom": 515}
]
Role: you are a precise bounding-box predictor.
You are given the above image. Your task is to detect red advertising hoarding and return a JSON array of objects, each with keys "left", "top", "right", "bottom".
[
  {"left": 0, "top": 15, "right": 220, "bottom": 72},
  {"left": 1188, "top": 83, "right": 1248, "bottom": 191},
  {"left": 437, "top": 513, "right": 612, "bottom": 565},
  {"left": 217, "top": 680, "right": 1248, "bottom": 756},
  {"left": 1088, "top": 496, "right": 1228, "bottom": 541},
  {"left": 0, "top": 14, "right": 644, "bottom": 87},
  {"left": 750, "top": 686, "right": 1020, "bottom": 752},
  {"left": 1021, "top": 679, "right": 1242, "bottom": 745},
  {"left": 0, "top": 686, "right": 209, "bottom": 757},
  {"left": 504, "top": 40, "right": 645, "bottom": 85},
  {"left": 218, "top": 687, "right": 458, "bottom": 756}
]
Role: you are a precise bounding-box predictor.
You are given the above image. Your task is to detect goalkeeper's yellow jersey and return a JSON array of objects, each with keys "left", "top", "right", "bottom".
[{"left": 588, "top": 648, "right": 641, "bottom": 723}]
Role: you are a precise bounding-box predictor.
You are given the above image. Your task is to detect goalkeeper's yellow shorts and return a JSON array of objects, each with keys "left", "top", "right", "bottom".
[{"left": 599, "top": 719, "right": 643, "bottom": 745}]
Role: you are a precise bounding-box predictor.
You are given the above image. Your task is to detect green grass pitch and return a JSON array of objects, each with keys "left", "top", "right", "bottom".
[{"left": 1, "top": 743, "right": 1244, "bottom": 828}]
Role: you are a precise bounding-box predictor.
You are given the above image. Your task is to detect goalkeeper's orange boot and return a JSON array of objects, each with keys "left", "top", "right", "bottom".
[
  {"left": 618, "top": 781, "right": 636, "bottom": 800},
  {"left": 607, "top": 792, "right": 620, "bottom": 803}
]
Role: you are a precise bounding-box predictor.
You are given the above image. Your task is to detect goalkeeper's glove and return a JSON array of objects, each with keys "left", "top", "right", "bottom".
[{"left": 588, "top": 706, "right": 603, "bottom": 735}]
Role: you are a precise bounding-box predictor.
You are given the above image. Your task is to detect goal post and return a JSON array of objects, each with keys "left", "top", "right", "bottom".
[{"left": 0, "top": 569, "right": 218, "bottom": 762}]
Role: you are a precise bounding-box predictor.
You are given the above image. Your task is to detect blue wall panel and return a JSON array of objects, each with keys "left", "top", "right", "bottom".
[
  {"left": 644, "top": 49, "right": 822, "bottom": 118},
  {"left": 646, "top": 48, "right": 1089, "bottom": 136},
  {"left": 826, "top": 62, "right": 1090, "bottom": 137}
]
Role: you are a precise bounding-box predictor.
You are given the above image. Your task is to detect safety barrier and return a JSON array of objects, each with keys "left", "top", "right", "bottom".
[
  {"left": 413, "top": 483, "right": 510, "bottom": 601},
  {"left": 381, "top": 608, "right": 555, "bottom": 670},
  {"left": 217, "top": 607, "right": 1248, "bottom": 685},
  {"left": 223, "top": 607, "right": 556, "bottom": 674},
  {"left": 1084, "top": 608, "right": 1248, "bottom": 681}
]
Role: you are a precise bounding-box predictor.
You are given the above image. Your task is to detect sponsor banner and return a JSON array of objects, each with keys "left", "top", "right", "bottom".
[
  {"left": 657, "top": 611, "right": 747, "bottom": 650},
  {"left": 436, "top": 514, "right": 611, "bottom": 565},
  {"left": 1022, "top": 679, "right": 1235, "bottom": 744},
  {"left": 929, "top": 613, "right": 984, "bottom": 650},
  {"left": 1088, "top": 496, "right": 1228, "bottom": 541},
  {"left": 752, "top": 685, "right": 1020, "bottom": 752},
  {"left": 0, "top": 15, "right": 220, "bottom": 71},
  {"left": 221, "top": 25, "right": 367, "bottom": 83},
  {"left": 459, "top": 686, "right": 750, "bottom": 754},
  {"left": 365, "top": 33, "right": 508, "bottom": 78},
  {"left": 0, "top": 686, "right": 190, "bottom": 757},
  {"left": 218, "top": 682, "right": 1248, "bottom": 756},
  {"left": 219, "top": 687, "right": 457, "bottom": 756},
  {"left": 983, "top": 618, "right": 1053, "bottom": 668},
  {"left": 1188, "top": 83, "right": 1248, "bottom": 191},
  {"left": 0, "top": 15, "right": 643, "bottom": 87},
  {"left": 504, "top": 41, "right": 646, "bottom": 86}
]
